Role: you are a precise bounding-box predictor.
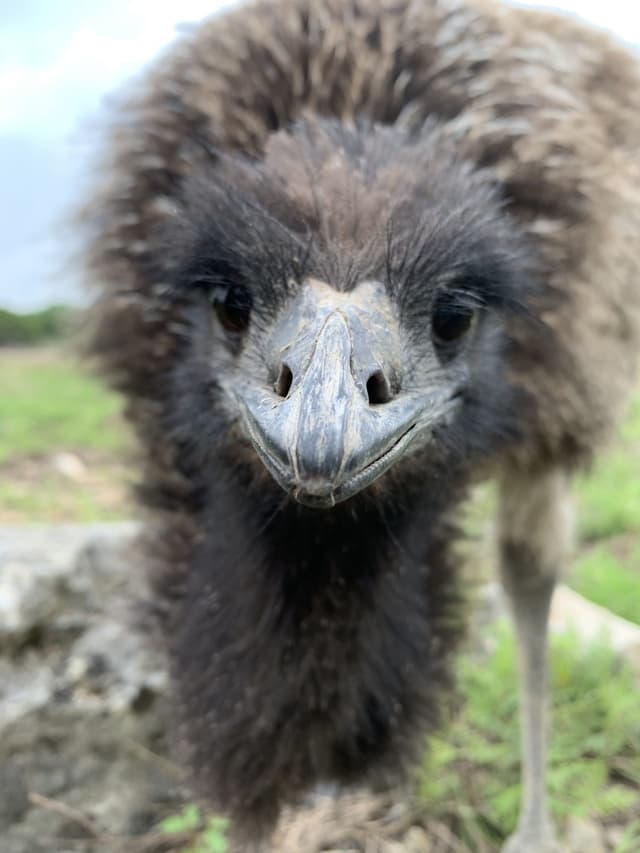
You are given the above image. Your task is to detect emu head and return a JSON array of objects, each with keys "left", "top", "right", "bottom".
[{"left": 161, "top": 118, "right": 537, "bottom": 507}]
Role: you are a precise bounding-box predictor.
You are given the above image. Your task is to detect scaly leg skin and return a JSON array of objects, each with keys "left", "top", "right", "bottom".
[{"left": 498, "top": 469, "right": 574, "bottom": 853}]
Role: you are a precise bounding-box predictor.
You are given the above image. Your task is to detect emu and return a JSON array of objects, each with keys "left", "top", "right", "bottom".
[{"left": 82, "top": 0, "right": 640, "bottom": 850}]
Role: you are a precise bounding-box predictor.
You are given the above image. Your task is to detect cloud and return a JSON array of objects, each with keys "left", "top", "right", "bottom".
[{"left": 0, "top": 1, "right": 234, "bottom": 138}]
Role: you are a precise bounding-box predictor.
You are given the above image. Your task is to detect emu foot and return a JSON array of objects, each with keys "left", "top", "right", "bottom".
[{"left": 501, "top": 823, "right": 564, "bottom": 853}]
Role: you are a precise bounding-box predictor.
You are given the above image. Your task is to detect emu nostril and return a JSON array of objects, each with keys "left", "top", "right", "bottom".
[
  {"left": 366, "top": 370, "right": 392, "bottom": 405},
  {"left": 275, "top": 363, "right": 293, "bottom": 398}
]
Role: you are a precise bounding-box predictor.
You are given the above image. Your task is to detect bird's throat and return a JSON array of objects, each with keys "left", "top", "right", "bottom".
[{"left": 168, "top": 490, "right": 464, "bottom": 839}]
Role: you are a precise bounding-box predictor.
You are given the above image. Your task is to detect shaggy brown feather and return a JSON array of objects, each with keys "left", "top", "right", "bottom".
[{"left": 85, "top": 0, "right": 640, "bottom": 467}]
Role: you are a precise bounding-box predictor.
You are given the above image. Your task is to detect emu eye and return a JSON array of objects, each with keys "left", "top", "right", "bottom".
[
  {"left": 432, "top": 296, "right": 476, "bottom": 345},
  {"left": 209, "top": 282, "right": 252, "bottom": 333}
]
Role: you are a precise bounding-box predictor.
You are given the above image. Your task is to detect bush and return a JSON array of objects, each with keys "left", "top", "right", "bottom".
[{"left": 0, "top": 305, "right": 73, "bottom": 345}]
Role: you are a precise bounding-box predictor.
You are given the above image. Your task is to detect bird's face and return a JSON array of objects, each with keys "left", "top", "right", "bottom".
[
  {"left": 226, "top": 276, "right": 464, "bottom": 507},
  {"left": 163, "top": 119, "right": 538, "bottom": 507}
]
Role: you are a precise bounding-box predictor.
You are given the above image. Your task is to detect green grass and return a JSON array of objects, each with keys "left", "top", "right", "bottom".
[
  {"left": 0, "top": 348, "right": 128, "bottom": 464},
  {"left": 570, "top": 392, "right": 640, "bottom": 622},
  {"left": 620, "top": 393, "right": 640, "bottom": 444},
  {"left": 575, "top": 393, "right": 640, "bottom": 541},
  {"left": 460, "top": 390, "right": 640, "bottom": 623},
  {"left": 572, "top": 547, "right": 640, "bottom": 625},
  {"left": 575, "top": 451, "right": 640, "bottom": 542},
  {"left": 159, "top": 806, "right": 229, "bottom": 853},
  {"left": 419, "top": 629, "right": 640, "bottom": 851},
  {"left": 0, "top": 472, "right": 130, "bottom": 523},
  {"left": 0, "top": 346, "right": 131, "bottom": 522}
]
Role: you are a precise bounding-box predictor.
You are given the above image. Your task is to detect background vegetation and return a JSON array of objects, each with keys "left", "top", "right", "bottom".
[
  {"left": 420, "top": 629, "right": 640, "bottom": 851},
  {"left": 0, "top": 305, "right": 73, "bottom": 346}
]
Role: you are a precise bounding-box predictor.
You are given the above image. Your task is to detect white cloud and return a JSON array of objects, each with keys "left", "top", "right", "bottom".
[{"left": 0, "top": 1, "right": 235, "bottom": 137}]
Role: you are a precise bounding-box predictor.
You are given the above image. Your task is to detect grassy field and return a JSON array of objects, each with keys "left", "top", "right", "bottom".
[
  {"left": 1, "top": 343, "right": 638, "bottom": 851},
  {"left": 0, "top": 346, "right": 132, "bottom": 523}
]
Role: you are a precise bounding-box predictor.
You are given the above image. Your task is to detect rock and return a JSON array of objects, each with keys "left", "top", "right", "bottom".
[
  {"left": 475, "top": 582, "right": 640, "bottom": 674},
  {"left": 550, "top": 586, "right": 640, "bottom": 674},
  {"left": 51, "top": 452, "right": 87, "bottom": 481},
  {"left": 0, "top": 762, "right": 29, "bottom": 822},
  {"left": 403, "top": 826, "right": 432, "bottom": 852},
  {"left": 604, "top": 826, "right": 626, "bottom": 849},
  {"left": 0, "top": 523, "right": 138, "bottom": 649},
  {"left": 564, "top": 815, "right": 606, "bottom": 853},
  {"left": 0, "top": 524, "right": 181, "bottom": 853}
]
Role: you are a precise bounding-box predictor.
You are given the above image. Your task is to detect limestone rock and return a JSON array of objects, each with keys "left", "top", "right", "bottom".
[{"left": 0, "top": 524, "right": 179, "bottom": 853}]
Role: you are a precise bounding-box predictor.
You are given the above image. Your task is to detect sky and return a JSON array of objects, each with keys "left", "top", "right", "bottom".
[{"left": 0, "top": 1, "right": 638, "bottom": 311}]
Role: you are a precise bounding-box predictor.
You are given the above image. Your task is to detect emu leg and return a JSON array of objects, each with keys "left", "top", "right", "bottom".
[{"left": 498, "top": 469, "right": 573, "bottom": 853}]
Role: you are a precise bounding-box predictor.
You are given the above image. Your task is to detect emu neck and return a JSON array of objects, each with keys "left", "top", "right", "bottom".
[{"left": 170, "top": 467, "right": 465, "bottom": 836}]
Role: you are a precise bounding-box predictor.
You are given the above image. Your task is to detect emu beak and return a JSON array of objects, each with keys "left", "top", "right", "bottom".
[{"left": 233, "top": 280, "right": 456, "bottom": 507}]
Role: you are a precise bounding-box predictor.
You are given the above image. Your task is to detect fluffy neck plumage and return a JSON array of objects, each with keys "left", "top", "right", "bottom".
[{"left": 167, "top": 461, "right": 466, "bottom": 838}]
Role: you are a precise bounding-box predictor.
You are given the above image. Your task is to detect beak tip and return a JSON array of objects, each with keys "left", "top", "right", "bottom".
[{"left": 292, "top": 486, "right": 337, "bottom": 509}]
